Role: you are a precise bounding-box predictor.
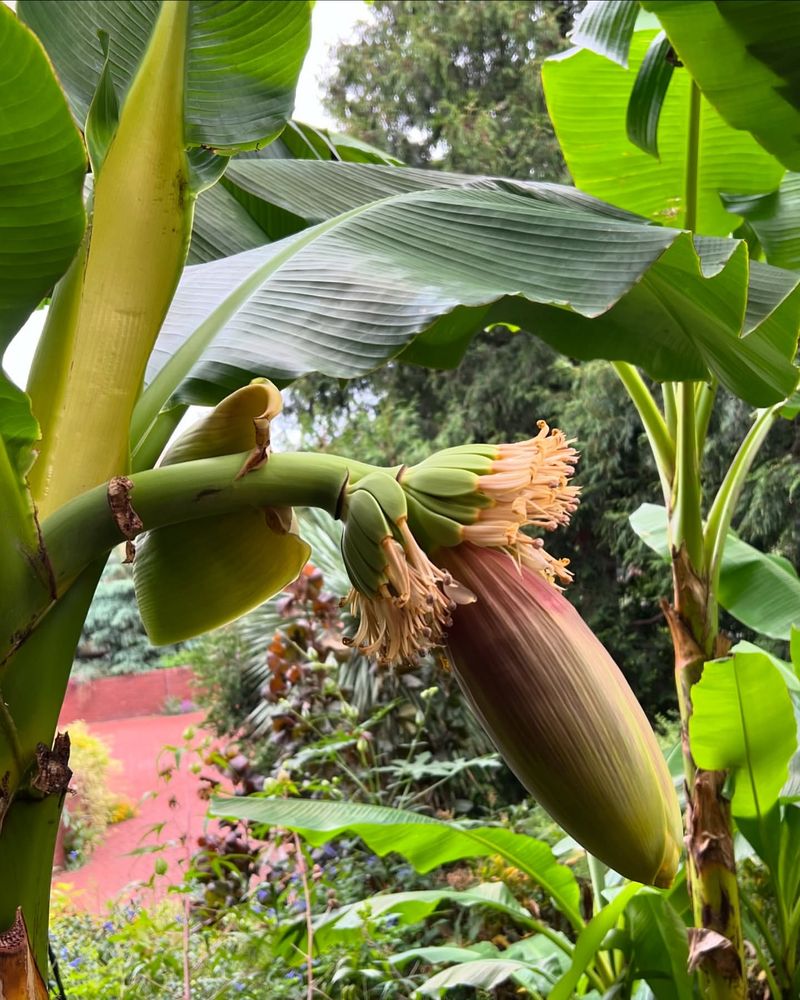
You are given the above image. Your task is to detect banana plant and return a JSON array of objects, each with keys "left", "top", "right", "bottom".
[{"left": 2, "top": 2, "right": 800, "bottom": 998}]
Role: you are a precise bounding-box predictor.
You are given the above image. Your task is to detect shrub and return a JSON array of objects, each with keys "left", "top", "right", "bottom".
[{"left": 61, "top": 722, "right": 119, "bottom": 868}]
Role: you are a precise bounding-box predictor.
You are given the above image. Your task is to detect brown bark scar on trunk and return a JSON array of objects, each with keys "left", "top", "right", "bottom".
[
  {"left": 235, "top": 409, "right": 273, "bottom": 480},
  {"left": 687, "top": 927, "right": 741, "bottom": 978},
  {"left": 0, "top": 908, "right": 48, "bottom": 999},
  {"left": 688, "top": 769, "right": 735, "bottom": 870},
  {"left": 686, "top": 770, "right": 741, "bottom": 981},
  {"left": 107, "top": 475, "right": 144, "bottom": 563},
  {"left": 31, "top": 732, "right": 72, "bottom": 798}
]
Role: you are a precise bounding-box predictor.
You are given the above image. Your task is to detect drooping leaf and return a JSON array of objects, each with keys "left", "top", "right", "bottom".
[
  {"left": 415, "top": 958, "right": 549, "bottom": 996},
  {"left": 208, "top": 796, "right": 582, "bottom": 925},
  {"left": 132, "top": 183, "right": 799, "bottom": 439},
  {"left": 391, "top": 936, "right": 567, "bottom": 990},
  {"left": 626, "top": 31, "right": 675, "bottom": 158},
  {"left": 390, "top": 945, "right": 502, "bottom": 968},
  {"left": 690, "top": 646, "right": 797, "bottom": 818},
  {"left": 218, "top": 159, "right": 645, "bottom": 230},
  {"left": 643, "top": 0, "right": 800, "bottom": 171},
  {"left": 629, "top": 503, "right": 800, "bottom": 641},
  {"left": 408, "top": 935, "right": 568, "bottom": 996},
  {"left": 549, "top": 883, "right": 642, "bottom": 1000},
  {"left": 0, "top": 7, "right": 86, "bottom": 350},
  {"left": 273, "top": 885, "right": 560, "bottom": 972},
  {"left": 722, "top": 174, "right": 800, "bottom": 271},
  {"left": 543, "top": 26, "right": 785, "bottom": 235},
  {"left": 626, "top": 890, "right": 693, "bottom": 1000},
  {"left": 19, "top": 0, "right": 312, "bottom": 153},
  {"left": 570, "top": 0, "right": 640, "bottom": 67}
]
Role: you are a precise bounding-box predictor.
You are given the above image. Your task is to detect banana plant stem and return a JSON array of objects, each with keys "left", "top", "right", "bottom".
[
  {"left": 131, "top": 404, "right": 188, "bottom": 472},
  {"left": 2, "top": 452, "right": 380, "bottom": 669},
  {"left": 662, "top": 382, "right": 678, "bottom": 440},
  {"left": 694, "top": 380, "right": 717, "bottom": 455},
  {"left": 672, "top": 381, "right": 705, "bottom": 575},
  {"left": 684, "top": 81, "right": 702, "bottom": 233},
  {"left": 704, "top": 405, "right": 779, "bottom": 591},
  {"left": 611, "top": 362, "right": 674, "bottom": 505}
]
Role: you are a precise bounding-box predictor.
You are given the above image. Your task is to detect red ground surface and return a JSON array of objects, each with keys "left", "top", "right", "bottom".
[
  {"left": 60, "top": 666, "right": 196, "bottom": 725},
  {"left": 54, "top": 711, "right": 220, "bottom": 914}
]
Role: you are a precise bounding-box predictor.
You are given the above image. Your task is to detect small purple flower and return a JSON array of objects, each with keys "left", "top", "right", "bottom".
[
  {"left": 102, "top": 921, "right": 114, "bottom": 933},
  {"left": 69, "top": 957, "right": 82, "bottom": 969}
]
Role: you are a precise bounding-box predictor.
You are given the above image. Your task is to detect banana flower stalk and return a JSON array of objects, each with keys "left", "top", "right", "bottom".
[{"left": 341, "top": 422, "right": 682, "bottom": 887}]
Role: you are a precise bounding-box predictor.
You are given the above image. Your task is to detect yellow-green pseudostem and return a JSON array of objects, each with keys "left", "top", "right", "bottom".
[{"left": 27, "top": 0, "right": 193, "bottom": 517}]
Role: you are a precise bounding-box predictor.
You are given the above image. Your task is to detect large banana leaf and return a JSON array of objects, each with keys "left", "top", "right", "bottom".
[
  {"left": 629, "top": 503, "right": 800, "bottom": 641},
  {"left": 209, "top": 796, "right": 582, "bottom": 926},
  {"left": 220, "top": 159, "right": 643, "bottom": 229},
  {"left": 690, "top": 646, "right": 797, "bottom": 819},
  {"left": 392, "top": 938, "right": 568, "bottom": 997},
  {"left": 18, "top": 0, "right": 312, "bottom": 153},
  {"left": 293, "top": 885, "right": 540, "bottom": 952},
  {"left": 644, "top": 0, "right": 800, "bottom": 171},
  {"left": 0, "top": 7, "right": 86, "bottom": 350},
  {"left": 0, "top": 9, "right": 84, "bottom": 612},
  {"left": 626, "top": 890, "right": 693, "bottom": 1000},
  {"left": 542, "top": 25, "right": 785, "bottom": 236},
  {"left": 415, "top": 958, "right": 552, "bottom": 996},
  {"left": 549, "top": 883, "right": 641, "bottom": 1000},
  {"left": 133, "top": 183, "right": 799, "bottom": 437},
  {"left": 189, "top": 127, "right": 401, "bottom": 263}
]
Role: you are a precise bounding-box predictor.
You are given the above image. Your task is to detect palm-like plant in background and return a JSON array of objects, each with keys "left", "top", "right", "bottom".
[{"left": 1, "top": 2, "right": 799, "bottom": 997}]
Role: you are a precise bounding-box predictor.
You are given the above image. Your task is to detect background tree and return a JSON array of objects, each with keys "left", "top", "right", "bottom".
[{"left": 324, "top": 0, "right": 578, "bottom": 179}]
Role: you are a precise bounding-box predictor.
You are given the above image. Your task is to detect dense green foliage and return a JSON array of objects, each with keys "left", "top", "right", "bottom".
[
  {"left": 73, "top": 558, "right": 181, "bottom": 678},
  {"left": 323, "top": 0, "right": 579, "bottom": 179}
]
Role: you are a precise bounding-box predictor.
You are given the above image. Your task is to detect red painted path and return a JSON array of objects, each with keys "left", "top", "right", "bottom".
[{"left": 54, "top": 712, "right": 219, "bottom": 913}]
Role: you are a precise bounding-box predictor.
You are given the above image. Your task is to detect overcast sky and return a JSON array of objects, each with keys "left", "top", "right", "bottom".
[{"left": 4, "top": 1, "right": 371, "bottom": 388}]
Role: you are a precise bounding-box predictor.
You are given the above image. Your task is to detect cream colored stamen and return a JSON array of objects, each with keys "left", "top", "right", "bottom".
[{"left": 345, "top": 518, "right": 474, "bottom": 666}]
